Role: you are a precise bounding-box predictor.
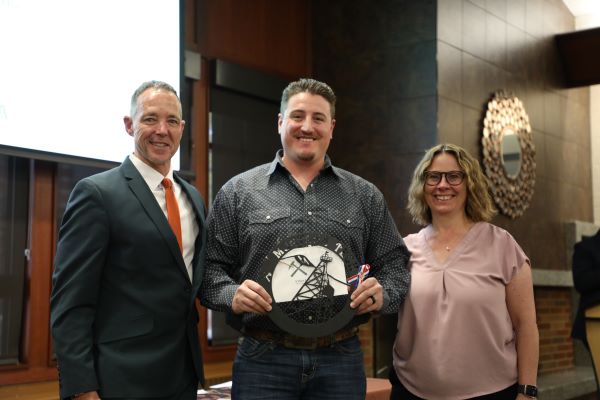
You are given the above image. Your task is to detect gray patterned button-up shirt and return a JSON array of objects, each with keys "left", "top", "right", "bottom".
[{"left": 200, "top": 150, "right": 411, "bottom": 332}]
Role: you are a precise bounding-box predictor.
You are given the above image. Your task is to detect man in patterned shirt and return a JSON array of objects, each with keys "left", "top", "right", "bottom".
[{"left": 200, "top": 78, "right": 410, "bottom": 399}]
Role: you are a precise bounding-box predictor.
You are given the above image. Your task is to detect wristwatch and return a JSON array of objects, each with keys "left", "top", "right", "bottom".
[{"left": 517, "top": 384, "right": 538, "bottom": 398}]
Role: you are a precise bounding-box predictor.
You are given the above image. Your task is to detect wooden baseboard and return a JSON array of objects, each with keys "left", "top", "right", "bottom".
[
  {"left": 204, "top": 360, "right": 233, "bottom": 387},
  {"left": 0, "top": 361, "right": 233, "bottom": 399},
  {"left": 0, "top": 381, "right": 59, "bottom": 400}
]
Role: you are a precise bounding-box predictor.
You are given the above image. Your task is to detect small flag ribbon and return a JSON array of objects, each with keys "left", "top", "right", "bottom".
[{"left": 347, "top": 264, "right": 371, "bottom": 288}]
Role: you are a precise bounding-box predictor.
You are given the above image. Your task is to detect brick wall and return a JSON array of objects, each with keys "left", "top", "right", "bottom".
[{"left": 535, "top": 287, "right": 575, "bottom": 373}]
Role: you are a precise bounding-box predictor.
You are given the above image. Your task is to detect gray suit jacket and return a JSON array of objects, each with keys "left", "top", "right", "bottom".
[{"left": 51, "top": 157, "right": 206, "bottom": 399}]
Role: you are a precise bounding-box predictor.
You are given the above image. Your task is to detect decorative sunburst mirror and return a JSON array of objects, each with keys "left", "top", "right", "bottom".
[{"left": 482, "top": 91, "right": 536, "bottom": 219}]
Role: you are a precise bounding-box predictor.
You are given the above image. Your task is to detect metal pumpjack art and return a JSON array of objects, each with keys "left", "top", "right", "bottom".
[{"left": 259, "top": 234, "right": 370, "bottom": 338}]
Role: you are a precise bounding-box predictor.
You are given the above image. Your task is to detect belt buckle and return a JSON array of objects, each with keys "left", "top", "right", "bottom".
[{"left": 283, "top": 335, "right": 319, "bottom": 350}]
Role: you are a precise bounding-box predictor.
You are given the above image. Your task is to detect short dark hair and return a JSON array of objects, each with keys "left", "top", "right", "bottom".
[
  {"left": 130, "top": 80, "right": 181, "bottom": 117},
  {"left": 407, "top": 143, "right": 497, "bottom": 225},
  {"left": 280, "top": 78, "right": 336, "bottom": 118}
]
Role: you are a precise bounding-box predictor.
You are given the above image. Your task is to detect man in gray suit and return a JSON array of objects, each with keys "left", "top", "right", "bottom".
[{"left": 50, "top": 81, "right": 206, "bottom": 400}]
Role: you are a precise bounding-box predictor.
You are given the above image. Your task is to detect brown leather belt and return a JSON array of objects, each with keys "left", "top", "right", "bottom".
[{"left": 243, "top": 326, "right": 359, "bottom": 350}]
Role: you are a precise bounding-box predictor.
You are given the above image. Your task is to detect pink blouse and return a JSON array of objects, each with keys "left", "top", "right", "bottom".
[{"left": 392, "top": 222, "right": 529, "bottom": 400}]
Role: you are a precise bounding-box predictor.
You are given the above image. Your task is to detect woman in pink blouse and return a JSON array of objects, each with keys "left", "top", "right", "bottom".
[{"left": 390, "top": 144, "right": 539, "bottom": 400}]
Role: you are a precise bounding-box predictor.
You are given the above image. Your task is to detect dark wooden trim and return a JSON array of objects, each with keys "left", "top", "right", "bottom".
[
  {"left": 48, "top": 164, "right": 59, "bottom": 367},
  {"left": 196, "top": 304, "right": 237, "bottom": 364},
  {"left": 28, "top": 161, "right": 54, "bottom": 368},
  {"left": 191, "top": 57, "right": 237, "bottom": 364},
  {"left": 0, "top": 161, "right": 58, "bottom": 385},
  {"left": 191, "top": 57, "right": 210, "bottom": 200},
  {"left": 185, "top": 0, "right": 197, "bottom": 49}
]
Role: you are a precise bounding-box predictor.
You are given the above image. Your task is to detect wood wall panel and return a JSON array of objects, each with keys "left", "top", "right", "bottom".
[
  {"left": 185, "top": 0, "right": 199, "bottom": 50},
  {"left": 195, "top": 0, "right": 311, "bottom": 80},
  {"left": 0, "top": 161, "right": 57, "bottom": 385}
]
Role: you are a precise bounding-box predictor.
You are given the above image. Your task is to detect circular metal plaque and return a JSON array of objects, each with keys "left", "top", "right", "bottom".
[{"left": 258, "top": 234, "right": 356, "bottom": 338}]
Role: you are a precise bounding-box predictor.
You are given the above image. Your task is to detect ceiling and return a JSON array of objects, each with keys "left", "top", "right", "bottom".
[
  {"left": 562, "top": 0, "right": 600, "bottom": 28},
  {"left": 562, "top": 0, "right": 600, "bottom": 18}
]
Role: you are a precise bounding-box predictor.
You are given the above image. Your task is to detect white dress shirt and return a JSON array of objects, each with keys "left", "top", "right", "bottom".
[{"left": 129, "top": 154, "right": 199, "bottom": 281}]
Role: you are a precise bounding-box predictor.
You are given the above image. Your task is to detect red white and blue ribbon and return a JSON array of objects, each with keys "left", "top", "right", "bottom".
[{"left": 347, "top": 264, "right": 371, "bottom": 288}]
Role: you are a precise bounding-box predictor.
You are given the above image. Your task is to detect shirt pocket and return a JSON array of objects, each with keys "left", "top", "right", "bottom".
[
  {"left": 327, "top": 209, "right": 364, "bottom": 230},
  {"left": 326, "top": 209, "right": 366, "bottom": 259},
  {"left": 248, "top": 207, "right": 291, "bottom": 226}
]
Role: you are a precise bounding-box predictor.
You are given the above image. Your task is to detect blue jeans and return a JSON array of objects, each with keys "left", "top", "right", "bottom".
[{"left": 231, "top": 335, "right": 366, "bottom": 400}]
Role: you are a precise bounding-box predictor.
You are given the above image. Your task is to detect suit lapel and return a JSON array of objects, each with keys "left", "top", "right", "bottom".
[
  {"left": 120, "top": 158, "right": 190, "bottom": 283},
  {"left": 175, "top": 174, "right": 206, "bottom": 291},
  {"left": 175, "top": 174, "right": 205, "bottom": 227}
]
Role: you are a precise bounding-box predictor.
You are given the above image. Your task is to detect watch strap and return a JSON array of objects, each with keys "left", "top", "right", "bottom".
[{"left": 517, "top": 384, "right": 538, "bottom": 397}]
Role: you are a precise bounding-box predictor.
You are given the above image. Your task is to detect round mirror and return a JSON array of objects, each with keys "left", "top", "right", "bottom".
[
  {"left": 501, "top": 126, "right": 521, "bottom": 178},
  {"left": 481, "top": 92, "right": 536, "bottom": 219}
]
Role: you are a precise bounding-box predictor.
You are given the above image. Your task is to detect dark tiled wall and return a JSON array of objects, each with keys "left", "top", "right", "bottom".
[
  {"left": 312, "top": 0, "right": 439, "bottom": 232},
  {"left": 313, "top": 0, "right": 592, "bottom": 271},
  {"left": 437, "top": 0, "right": 592, "bottom": 271}
]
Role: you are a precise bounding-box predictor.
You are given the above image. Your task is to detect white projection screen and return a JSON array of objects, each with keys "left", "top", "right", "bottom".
[{"left": 0, "top": 0, "right": 182, "bottom": 169}]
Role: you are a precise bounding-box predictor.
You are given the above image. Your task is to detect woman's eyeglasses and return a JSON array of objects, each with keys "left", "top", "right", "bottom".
[{"left": 423, "top": 171, "right": 466, "bottom": 186}]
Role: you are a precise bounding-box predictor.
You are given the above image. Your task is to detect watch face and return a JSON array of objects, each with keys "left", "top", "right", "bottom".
[
  {"left": 258, "top": 233, "right": 357, "bottom": 338},
  {"left": 527, "top": 386, "right": 538, "bottom": 397}
]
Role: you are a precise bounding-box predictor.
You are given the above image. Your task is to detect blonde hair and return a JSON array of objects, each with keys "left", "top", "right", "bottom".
[{"left": 407, "top": 143, "right": 497, "bottom": 225}]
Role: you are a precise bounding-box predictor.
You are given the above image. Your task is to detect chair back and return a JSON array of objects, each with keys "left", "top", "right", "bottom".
[{"left": 585, "top": 304, "right": 600, "bottom": 384}]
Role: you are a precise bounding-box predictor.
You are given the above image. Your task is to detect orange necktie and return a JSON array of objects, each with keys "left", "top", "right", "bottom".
[{"left": 162, "top": 178, "right": 183, "bottom": 252}]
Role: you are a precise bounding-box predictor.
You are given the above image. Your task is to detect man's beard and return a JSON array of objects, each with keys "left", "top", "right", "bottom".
[{"left": 297, "top": 151, "right": 316, "bottom": 162}]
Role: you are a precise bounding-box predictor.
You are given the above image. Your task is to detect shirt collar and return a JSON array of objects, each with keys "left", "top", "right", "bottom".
[
  {"left": 265, "top": 150, "right": 284, "bottom": 176},
  {"left": 266, "top": 149, "right": 343, "bottom": 179},
  {"left": 129, "top": 153, "right": 175, "bottom": 189}
]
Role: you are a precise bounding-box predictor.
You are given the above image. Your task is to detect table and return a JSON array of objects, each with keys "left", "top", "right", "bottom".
[{"left": 197, "top": 377, "right": 391, "bottom": 399}]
